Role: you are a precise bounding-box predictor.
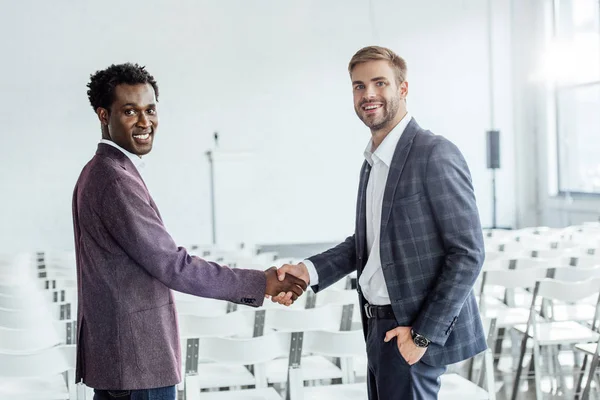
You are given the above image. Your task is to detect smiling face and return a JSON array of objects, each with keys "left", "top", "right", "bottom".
[
  {"left": 351, "top": 60, "right": 408, "bottom": 133},
  {"left": 98, "top": 83, "right": 158, "bottom": 156}
]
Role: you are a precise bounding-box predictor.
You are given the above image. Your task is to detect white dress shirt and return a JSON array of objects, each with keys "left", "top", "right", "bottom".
[
  {"left": 100, "top": 139, "right": 146, "bottom": 175},
  {"left": 304, "top": 113, "right": 411, "bottom": 305}
]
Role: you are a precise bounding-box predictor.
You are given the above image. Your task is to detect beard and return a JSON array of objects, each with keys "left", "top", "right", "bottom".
[{"left": 355, "top": 94, "right": 401, "bottom": 131}]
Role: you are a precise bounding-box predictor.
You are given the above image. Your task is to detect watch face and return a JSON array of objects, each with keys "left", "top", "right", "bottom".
[{"left": 414, "top": 335, "right": 429, "bottom": 348}]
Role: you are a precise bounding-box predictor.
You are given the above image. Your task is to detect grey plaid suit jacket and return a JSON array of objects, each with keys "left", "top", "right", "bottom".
[{"left": 308, "top": 118, "right": 487, "bottom": 366}]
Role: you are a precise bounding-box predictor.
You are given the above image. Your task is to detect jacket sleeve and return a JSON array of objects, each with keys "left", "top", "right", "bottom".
[
  {"left": 99, "top": 176, "right": 266, "bottom": 307},
  {"left": 411, "top": 138, "right": 485, "bottom": 346},
  {"left": 307, "top": 234, "right": 357, "bottom": 292}
]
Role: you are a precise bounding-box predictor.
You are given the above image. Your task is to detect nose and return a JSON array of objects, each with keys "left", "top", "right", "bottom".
[
  {"left": 137, "top": 113, "right": 151, "bottom": 128},
  {"left": 364, "top": 84, "right": 377, "bottom": 100}
]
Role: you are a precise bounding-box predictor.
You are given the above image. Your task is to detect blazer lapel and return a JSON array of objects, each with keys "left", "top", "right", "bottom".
[
  {"left": 381, "top": 118, "right": 419, "bottom": 233},
  {"left": 355, "top": 160, "right": 371, "bottom": 275}
]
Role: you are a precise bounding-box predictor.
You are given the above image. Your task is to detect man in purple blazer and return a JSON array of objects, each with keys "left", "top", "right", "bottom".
[{"left": 72, "top": 63, "right": 307, "bottom": 400}]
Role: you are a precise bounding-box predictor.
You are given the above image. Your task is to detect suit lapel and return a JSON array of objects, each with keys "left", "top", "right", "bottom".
[
  {"left": 355, "top": 160, "right": 371, "bottom": 275},
  {"left": 381, "top": 118, "right": 419, "bottom": 233}
]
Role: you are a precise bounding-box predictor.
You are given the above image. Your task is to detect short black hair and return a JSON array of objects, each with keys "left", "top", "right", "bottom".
[{"left": 87, "top": 63, "right": 159, "bottom": 112}]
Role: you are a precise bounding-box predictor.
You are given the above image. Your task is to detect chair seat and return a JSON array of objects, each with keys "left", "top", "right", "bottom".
[
  {"left": 513, "top": 321, "right": 600, "bottom": 345},
  {"left": 266, "top": 356, "right": 342, "bottom": 383},
  {"left": 0, "top": 375, "right": 68, "bottom": 399},
  {"left": 196, "top": 387, "right": 282, "bottom": 400},
  {"left": 439, "top": 373, "right": 490, "bottom": 400},
  {"left": 551, "top": 304, "right": 596, "bottom": 322},
  {"left": 574, "top": 342, "right": 598, "bottom": 356},
  {"left": 195, "top": 364, "right": 256, "bottom": 388},
  {"left": 302, "top": 382, "right": 368, "bottom": 400}
]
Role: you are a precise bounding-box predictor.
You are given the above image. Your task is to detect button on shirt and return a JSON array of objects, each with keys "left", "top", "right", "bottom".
[
  {"left": 100, "top": 139, "right": 146, "bottom": 176},
  {"left": 304, "top": 113, "right": 411, "bottom": 305}
]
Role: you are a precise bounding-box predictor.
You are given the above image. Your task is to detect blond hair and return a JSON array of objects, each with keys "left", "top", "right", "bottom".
[{"left": 348, "top": 46, "right": 407, "bottom": 85}]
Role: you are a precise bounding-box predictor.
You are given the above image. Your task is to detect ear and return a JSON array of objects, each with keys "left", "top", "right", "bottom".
[
  {"left": 96, "top": 107, "right": 109, "bottom": 126},
  {"left": 399, "top": 80, "right": 409, "bottom": 100}
]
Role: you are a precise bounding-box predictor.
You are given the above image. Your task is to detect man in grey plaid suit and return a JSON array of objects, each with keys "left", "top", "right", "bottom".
[{"left": 274, "top": 46, "right": 486, "bottom": 399}]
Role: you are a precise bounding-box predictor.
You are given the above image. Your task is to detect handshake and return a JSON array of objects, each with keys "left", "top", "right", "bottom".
[{"left": 263, "top": 263, "right": 310, "bottom": 306}]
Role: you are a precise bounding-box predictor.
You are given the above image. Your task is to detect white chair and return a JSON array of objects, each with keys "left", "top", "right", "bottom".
[
  {"left": 263, "top": 305, "right": 347, "bottom": 385},
  {"left": 546, "top": 266, "right": 600, "bottom": 323},
  {"left": 441, "top": 317, "right": 498, "bottom": 400},
  {"left": 574, "top": 334, "right": 600, "bottom": 400},
  {"left": 511, "top": 277, "right": 600, "bottom": 400},
  {"left": 289, "top": 329, "right": 368, "bottom": 400},
  {"left": 0, "top": 344, "right": 76, "bottom": 399},
  {"left": 0, "top": 318, "right": 69, "bottom": 354},
  {"left": 184, "top": 332, "right": 289, "bottom": 400},
  {"left": 180, "top": 310, "right": 265, "bottom": 391}
]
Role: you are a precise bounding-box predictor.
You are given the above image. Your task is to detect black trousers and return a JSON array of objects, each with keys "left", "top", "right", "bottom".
[{"left": 366, "top": 317, "right": 446, "bottom": 400}]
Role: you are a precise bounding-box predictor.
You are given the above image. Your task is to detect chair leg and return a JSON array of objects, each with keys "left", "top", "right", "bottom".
[
  {"left": 66, "top": 370, "right": 77, "bottom": 400},
  {"left": 184, "top": 375, "right": 201, "bottom": 400},
  {"left": 553, "top": 345, "right": 567, "bottom": 395},
  {"left": 483, "top": 349, "right": 497, "bottom": 400},
  {"left": 287, "top": 367, "right": 304, "bottom": 400},
  {"left": 574, "top": 355, "right": 589, "bottom": 400},
  {"left": 544, "top": 345, "right": 557, "bottom": 394},
  {"left": 494, "top": 328, "right": 506, "bottom": 368},
  {"left": 533, "top": 342, "right": 543, "bottom": 400},
  {"left": 467, "top": 356, "right": 476, "bottom": 381},
  {"left": 511, "top": 333, "right": 529, "bottom": 400},
  {"left": 582, "top": 354, "right": 599, "bottom": 400}
]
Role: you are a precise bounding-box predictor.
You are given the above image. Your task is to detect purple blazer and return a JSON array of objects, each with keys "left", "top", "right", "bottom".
[{"left": 72, "top": 144, "right": 266, "bottom": 390}]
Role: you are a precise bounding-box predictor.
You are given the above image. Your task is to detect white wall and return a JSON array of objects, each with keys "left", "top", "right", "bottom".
[
  {"left": 0, "top": 0, "right": 517, "bottom": 253},
  {"left": 511, "top": 0, "right": 600, "bottom": 229}
]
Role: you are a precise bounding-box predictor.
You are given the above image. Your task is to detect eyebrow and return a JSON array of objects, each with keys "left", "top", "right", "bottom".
[
  {"left": 121, "top": 103, "right": 156, "bottom": 108},
  {"left": 352, "top": 77, "right": 389, "bottom": 85}
]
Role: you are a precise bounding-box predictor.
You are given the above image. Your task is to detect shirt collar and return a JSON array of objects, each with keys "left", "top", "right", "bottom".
[
  {"left": 99, "top": 139, "right": 146, "bottom": 172},
  {"left": 364, "top": 112, "right": 412, "bottom": 167}
]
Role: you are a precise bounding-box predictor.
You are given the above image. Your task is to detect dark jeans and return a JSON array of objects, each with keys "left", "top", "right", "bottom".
[
  {"left": 93, "top": 385, "right": 176, "bottom": 400},
  {"left": 366, "top": 317, "right": 446, "bottom": 400}
]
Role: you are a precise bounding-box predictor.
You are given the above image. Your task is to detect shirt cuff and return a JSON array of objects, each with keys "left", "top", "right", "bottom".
[{"left": 302, "top": 259, "right": 319, "bottom": 286}]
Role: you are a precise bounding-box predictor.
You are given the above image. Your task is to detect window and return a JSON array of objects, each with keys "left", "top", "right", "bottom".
[{"left": 551, "top": 0, "right": 600, "bottom": 194}]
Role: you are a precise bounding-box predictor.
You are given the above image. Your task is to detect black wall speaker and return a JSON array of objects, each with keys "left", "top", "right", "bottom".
[{"left": 486, "top": 130, "right": 501, "bottom": 169}]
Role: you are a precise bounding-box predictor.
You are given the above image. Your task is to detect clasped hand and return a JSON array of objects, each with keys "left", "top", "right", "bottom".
[
  {"left": 264, "top": 265, "right": 308, "bottom": 305},
  {"left": 265, "top": 263, "right": 310, "bottom": 306}
]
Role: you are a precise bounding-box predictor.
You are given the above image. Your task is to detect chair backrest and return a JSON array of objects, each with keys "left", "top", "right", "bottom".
[
  {"left": 0, "top": 303, "right": 60, "bottom": 329},
  {"left": 264, "top": 304, "right": 344, "bottom": 332},
  {"left": 536, "top": 277, "right": 600, "bottom": 304},
  {"left": 315, "top": 288, "right": 358, "bottom": 307},
  {"left": 481, "top": 266, "right": 549, "bottom": 291},
  {"left": 0, "top": 320, "right": 65, "bottom": 353},
  {"left": 482, "top": 257, "right": 548, "bottom": 272},
  {"left": 0, "top": 344, "right": 75, "bottom": 378},
  {"left": 178, "top": 309, "right": 257, "bottom": 339},
  {"left": 302, "top": 329, "right": 366, "bottom": 358},
  {"left": 551, "top": 266, "right": 600, "bottom": 282},
  {"left": 571, "top": 254, "right": 600, "bottom": 268},
  {"left": 197, "top": 331, "right": 290, "bottom": 365}
]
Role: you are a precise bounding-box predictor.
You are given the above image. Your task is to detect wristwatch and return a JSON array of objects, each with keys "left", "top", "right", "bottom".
[{"left": 411, "top": 329, "right": 430, "bottom": 348}]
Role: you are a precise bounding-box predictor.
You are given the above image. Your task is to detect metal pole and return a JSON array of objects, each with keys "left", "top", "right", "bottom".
[
  {"left": 487, "top": 0, "right": 495, "bottom": 131},
  {"left": 492, "top": 168, "right": 497, "bottom": 228},
  {"left": 488, "top": 0, "right": 498, "bottom": 229},
  {"left": 205, "top": 150, "right": 216, "bottom": 245}
]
